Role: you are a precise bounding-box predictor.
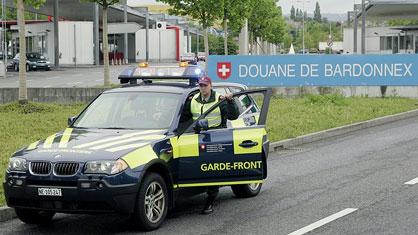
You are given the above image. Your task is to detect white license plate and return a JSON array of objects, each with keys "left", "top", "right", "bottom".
[{"left": 38, "top": 188, "right": 62, "bottom": 196}]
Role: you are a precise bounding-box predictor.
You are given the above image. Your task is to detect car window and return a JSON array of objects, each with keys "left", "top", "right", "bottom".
[
  {"left": 236, "top": 94, "right": 260, "bottom": 114},
  {"left": 228, "top": 87, "right": 244, "bottom": 93},
  {"left": 195, "top": 91, "right": 265, "bottom": 129},
  {"left": 73, "top": 92, "right": 181, "bottom": 129},
  {"left": 213, "top": 87, "right": 228, "bottom": 95}
]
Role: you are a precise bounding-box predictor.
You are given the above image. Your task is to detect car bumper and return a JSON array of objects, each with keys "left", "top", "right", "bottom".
[
  {"left": 31, "top": 64, "right": 51, "bottom": 70},
  {"left": 3, "top": 173, "right": 139, "bottom": 214}
]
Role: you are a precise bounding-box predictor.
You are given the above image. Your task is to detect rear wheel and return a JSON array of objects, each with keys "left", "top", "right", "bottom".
[
  {"left": 14, "top": 208, "right": 55, "bottom": 224},
  {"left": 231, "top": 183, "right": 262, "bottom": 198},
  {"left": 132, "top": 173, "right": 168, "bottom": 231}
]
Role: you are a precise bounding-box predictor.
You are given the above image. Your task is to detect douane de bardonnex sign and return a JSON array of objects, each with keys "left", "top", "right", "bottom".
[{"left": 208, "top": 55, "right": 418, "bottom": 86}]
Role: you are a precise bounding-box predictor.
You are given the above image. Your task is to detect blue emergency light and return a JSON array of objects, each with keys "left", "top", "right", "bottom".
[{"left": 118, "top": 64, "right": 205, "bottom": 86}]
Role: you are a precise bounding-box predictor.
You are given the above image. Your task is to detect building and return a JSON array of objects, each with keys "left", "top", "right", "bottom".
[
  {"left": 4, "top": 0, "right": 202, "bottom": 66},
  {"left": 11, "top": 21, "right": 94, "bottom": 65},
  {"left": 344, "top": 26, "right": 417, "bottom": 54}
]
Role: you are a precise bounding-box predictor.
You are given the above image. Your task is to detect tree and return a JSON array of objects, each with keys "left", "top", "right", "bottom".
[
  {"left": 290, "top": 5, "right": 295, "bottom": 20},
  {"left": 248, "top": 0, "right": 285, "bottom": 54},
  {"left": 295, "top": 8, "right": 303, "bottom": 22},
  {"left": 16, "top": 0, "right": 46, "bottom": 104},
  {"left": 84, "top": 0, "right": 119, "bottom": 87},
  {"left": 158, "top": 0, "right": 224, "bottom": 72},
  {"left": 208, "top": 33, "right": 238, "bottom": 55},
  {"left": 313, "top": 2, "right": 321, "bottom": 22},
  {"left": 222, "top": 0, "right": 253, "bottom": 55}
]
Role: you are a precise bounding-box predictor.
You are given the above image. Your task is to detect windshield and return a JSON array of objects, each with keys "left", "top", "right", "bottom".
[
  {"left": 27, "top": 53, "right": 42, "bottom": 59},
  {"left": 73, "top": 92, "right": 181, "bottom": 129}
]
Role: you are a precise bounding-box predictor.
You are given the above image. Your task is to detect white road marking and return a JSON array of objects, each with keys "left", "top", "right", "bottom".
[
  {"left": 95, "top": 79, "right": 102, "bottom": 82},
  {"left": 288, "top": 208, "right": 358, "bottom": 235},
  {"left": 404, "top": 177, "right": 418, "bottom": 185}
]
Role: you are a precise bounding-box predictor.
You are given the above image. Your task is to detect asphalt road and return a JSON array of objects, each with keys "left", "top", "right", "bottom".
[
  {"left": 0, "top": 66, "right": 128, "bottom": 88},
  {"left": 0, "top": 62, "right": 202, "bottom": 88},
  {"left": 2, "top": 117, "right": 418, "bottom": 234}
]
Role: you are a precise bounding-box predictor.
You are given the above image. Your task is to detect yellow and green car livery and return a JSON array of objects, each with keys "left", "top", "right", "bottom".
[{"left": 4, "top": 66, "right": 272, "bottom": 230}]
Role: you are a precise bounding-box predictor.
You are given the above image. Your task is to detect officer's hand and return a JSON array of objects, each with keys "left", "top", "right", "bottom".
[{"left": 220, "top": 93, "right": 233, "bottom": 101}]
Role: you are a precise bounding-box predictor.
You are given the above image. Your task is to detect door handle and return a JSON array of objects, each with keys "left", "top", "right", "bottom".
[
  {"left": 160, "top": 148, "right": 172, "bottom": 154},
  {"left": 239, "top": 140, "right": 258, "bottom": 148}
]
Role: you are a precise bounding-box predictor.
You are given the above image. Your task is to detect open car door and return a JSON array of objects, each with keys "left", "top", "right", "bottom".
[{"left": 171, "top": 88, "right": 272, "bottom": 188}]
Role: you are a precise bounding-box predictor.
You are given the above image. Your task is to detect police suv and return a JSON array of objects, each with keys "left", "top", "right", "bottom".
[{"left": 3, "top": 63, "right": 272, "bottom": 230}]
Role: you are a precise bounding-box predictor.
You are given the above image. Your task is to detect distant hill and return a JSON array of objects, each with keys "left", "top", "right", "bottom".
[{"left": 284, "top": 13, "right": 346, "bottom": 22}]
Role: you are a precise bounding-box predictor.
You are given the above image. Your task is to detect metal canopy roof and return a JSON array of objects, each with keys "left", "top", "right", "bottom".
[
  {"left": 5, "top": 0, "right": 151, "bottom": 24},
  {"left": 363, "top": 0, "right": 418, "bottom": 19},
  {"left": 4, "top": 0, "right": 202, "bottom": 35}
]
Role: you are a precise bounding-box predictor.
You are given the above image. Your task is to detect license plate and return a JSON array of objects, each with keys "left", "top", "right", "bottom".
[{"left": 38, "top": 188, "right": 62, "bottom": 196}]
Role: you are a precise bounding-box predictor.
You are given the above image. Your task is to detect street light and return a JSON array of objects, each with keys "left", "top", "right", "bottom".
[
  {"left": 2, "top": 0, "right": 6, "bottom": 78},
  {"left": 296, "top": 0, "right": 310, "bottom": 54}
]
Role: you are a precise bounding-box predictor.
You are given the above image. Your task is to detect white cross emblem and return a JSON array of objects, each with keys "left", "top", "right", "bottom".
[{"left": 218, "top": 64, "right": 230, "bottom": 77}]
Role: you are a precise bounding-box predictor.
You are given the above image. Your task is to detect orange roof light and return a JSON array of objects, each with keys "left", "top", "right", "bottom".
[
  {"left": 138, "top": 62, "right": 149, "bottom": 68},
  {"left": 179, "top": 61, "right": 188, "bottom": 67}
]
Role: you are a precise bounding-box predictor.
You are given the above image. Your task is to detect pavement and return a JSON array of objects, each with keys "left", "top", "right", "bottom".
[
  {"left": 0, "top": 62, "right": 200, "bottom": 88},
  {"left": 2, "top": 115, "right": 418, "bottom": 234},
  {"left": 0, "top": 66, "right": 128, "bottom": 88}
]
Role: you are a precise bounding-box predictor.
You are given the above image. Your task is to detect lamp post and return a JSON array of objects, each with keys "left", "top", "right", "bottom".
[
  {"left": 296, "top": 0, "right": 310, "bottom": 54},
  {"left": 2, "top": 0, "right": 6, "bottom": 78},
  {"left": 136, "top": 7, "right": 149, "bottom": 62}
]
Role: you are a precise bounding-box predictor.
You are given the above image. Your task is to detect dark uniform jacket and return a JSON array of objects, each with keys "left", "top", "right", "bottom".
[{"left": 180, "top": 90, "right": 240, "bottom": 129}]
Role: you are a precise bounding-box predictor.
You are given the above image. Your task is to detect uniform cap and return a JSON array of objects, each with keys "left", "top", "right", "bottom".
[{"left": 198, "top": 76, "right": 212, "bottom": 85}]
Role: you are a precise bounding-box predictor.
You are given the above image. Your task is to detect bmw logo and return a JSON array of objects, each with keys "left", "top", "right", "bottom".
[{"left": 54, "top": 154, "right": 62, "bottom": 159}]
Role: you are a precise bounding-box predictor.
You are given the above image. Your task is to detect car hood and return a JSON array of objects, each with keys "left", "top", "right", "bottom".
[
  {"left": 27, "top": 58, "right": 47, "bottom": 62},
  {"left": 15, "top": 128, "right": 168, "bottom": 162}
]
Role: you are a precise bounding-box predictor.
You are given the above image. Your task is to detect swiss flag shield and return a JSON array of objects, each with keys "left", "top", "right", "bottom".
[{"left": 217, "top": 62, "right": 232, "bottom": 80}]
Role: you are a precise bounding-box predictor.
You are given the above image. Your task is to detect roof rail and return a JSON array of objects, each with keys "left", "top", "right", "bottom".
[{"left": 118, "top": 65, "right": 204, "bottom": 86}]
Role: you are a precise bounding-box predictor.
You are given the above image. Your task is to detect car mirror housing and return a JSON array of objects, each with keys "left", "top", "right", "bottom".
[{"left": 68, "top": 116, "right": 77, "bottom": 126}]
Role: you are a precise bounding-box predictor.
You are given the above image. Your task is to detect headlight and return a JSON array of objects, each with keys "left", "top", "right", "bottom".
[
  {"left": 7, "top": 157, "right": 27, "bottom": 172},
  {"left": 84, "top": 159, "right": 128, "bottom": 175}
]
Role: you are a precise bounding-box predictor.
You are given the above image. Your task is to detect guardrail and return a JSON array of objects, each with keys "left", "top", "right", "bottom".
[{"left": 0, "top": 88, "right": 107, "bottom": 104}]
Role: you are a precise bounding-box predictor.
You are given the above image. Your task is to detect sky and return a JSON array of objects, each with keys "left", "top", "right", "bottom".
[{"left": 127, "top": 0, "right": 361, "bottom": 14}]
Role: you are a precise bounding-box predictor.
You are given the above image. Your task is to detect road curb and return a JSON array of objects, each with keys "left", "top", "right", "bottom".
[
  {"left": 0, "top": 206, "right": 15, "bottom": 222},
  {"left": 1, "top": 109, "right": 418, "bottom": 222},
  {"left": 269, "top": 109, "right": 418, "bottom": 152}
]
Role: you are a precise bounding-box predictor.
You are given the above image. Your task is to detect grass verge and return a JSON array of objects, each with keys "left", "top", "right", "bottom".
[{"left": 1, "top": 95, "right": 418, "bottom": 206}]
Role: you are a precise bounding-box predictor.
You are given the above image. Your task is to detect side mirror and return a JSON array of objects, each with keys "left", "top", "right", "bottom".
[
  {"left": 194, "top": 119, "right": 209, "bottom": 133},
  {"left": 68, "top": 116, "right": 77, "bottom": 126}
]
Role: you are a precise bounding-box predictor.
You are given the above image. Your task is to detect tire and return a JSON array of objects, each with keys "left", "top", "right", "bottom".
[
  {"left": 132, "top": 173, "right": 168, "bottom": 231},
  {"left": 14, "top": 64, "right": 18, "bottom": 72},
  {"left": 231, "top": 183, "right": 262, "bottom": 198},
  {"left": 14, "top": 208, "right": 55, "bottom": 224}
]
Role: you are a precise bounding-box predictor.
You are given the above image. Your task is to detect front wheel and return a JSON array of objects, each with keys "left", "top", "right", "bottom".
[
  {"left": 231, "top": 183, "right": 262, "bottom": 198},
  {"left": 14, "top": 208, "right": 55, "bottom": 224},
  {"left": 132, "top": 173, "right": 168, "bottom": 231}
]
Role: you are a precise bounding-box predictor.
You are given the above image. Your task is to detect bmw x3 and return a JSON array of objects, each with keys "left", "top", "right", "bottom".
[{"left": 3, "top": 64, "right": 272, "bottom": 230}]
